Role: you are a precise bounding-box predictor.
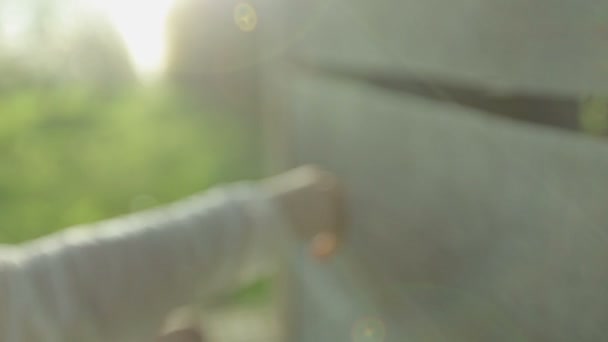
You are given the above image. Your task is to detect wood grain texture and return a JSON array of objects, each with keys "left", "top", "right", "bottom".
[
  {"left": 280, "top": 0, "right": 608, "bottom": 95},
  {"left": 278, "top": 69, "right": 608, "bottom": 341},
  {"left": 257, "top": 1, "right": 608, "bottom": 341}
]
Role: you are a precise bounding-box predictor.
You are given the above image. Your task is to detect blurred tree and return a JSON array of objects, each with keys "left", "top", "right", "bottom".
[
  {"left": 60, "top": 19, "right": 136, "bottom": 88},
  {"left": 0, "top": 0, "right": 262, "bottom": 244},
  {"left": 0, "top": 0, "right": 135, "bottom": 91}
]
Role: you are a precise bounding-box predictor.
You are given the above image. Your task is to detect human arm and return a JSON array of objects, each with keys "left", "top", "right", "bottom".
[{"left": 0, "top": 166, "right": 343, "bottom": 342}]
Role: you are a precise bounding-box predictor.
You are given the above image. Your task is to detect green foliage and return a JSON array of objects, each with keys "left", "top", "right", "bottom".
[
  {"left": 228, "top": 278, "right": 273, "bottom": 307},
  {"left": 0, "top": 84, "right": 262, "bottom": 244}
]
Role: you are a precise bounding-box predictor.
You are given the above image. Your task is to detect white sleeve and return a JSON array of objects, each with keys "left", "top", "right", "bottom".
[{"left": 0, "top": 182, "right": 291, "bottom": 342}]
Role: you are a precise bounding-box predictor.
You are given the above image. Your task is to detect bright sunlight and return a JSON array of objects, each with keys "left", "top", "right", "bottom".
[{"left": 85, "top": 0, "right": 176, "bottom": 76}]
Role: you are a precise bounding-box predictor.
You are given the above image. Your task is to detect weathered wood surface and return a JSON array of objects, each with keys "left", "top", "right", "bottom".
[
  {"left": 276, "top": 70, "right": 608, "bottom": 341},
  {"left": 256, "top": 1, "right": 608, "bottom": 341},
  {"left": 280, "top": 0, "right": 608, "bottom": 95}
]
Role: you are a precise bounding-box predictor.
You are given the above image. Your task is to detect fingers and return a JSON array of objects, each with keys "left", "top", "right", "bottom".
[
  {"left": 263, "top": 165, "right": 347, "bottom": 259},
  {"left": 310, "top": 231, "right": 340, "bottom": 261}
]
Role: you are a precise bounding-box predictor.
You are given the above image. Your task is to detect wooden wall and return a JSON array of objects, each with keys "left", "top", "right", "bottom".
[{"left": 257, "top": 1, "right": 608, "bottom": 341}]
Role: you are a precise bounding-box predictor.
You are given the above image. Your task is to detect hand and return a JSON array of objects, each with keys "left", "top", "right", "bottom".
[{"left": 263, "top": 165, "right": 346, "bottom": 259}]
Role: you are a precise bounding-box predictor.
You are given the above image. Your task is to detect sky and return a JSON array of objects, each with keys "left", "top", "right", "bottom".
[{"left": 84, "top": 0, "right": 176, "bottom": 76}]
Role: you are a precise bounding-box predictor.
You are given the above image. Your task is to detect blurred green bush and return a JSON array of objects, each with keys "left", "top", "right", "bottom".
[{"left": 0, "top": 84, "right": 262, "bottom": 244}]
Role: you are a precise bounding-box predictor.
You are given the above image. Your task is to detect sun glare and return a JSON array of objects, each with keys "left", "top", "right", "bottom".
[{"left": 85, "top": 0, "right": 176, "bottom": 77}]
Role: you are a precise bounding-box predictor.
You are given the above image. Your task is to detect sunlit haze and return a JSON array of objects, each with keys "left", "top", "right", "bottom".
[{"left": 85, "top": 0, "right": 176, "bottom": 76}]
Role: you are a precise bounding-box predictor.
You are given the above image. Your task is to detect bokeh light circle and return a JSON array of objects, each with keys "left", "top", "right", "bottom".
[
  {"left": 352, "top": 316, "right": 386, "bottom": 342},
  {"left": 234, "top": 3, "right": 257, "bottom": 32}
]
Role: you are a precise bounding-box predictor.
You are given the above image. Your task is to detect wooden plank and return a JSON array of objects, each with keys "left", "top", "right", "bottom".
[
  {"left": 280, "top": 69, "right": 608, "bottom": 341},
  {"left": 281, "top": 0, "right": 608, "bottom": 95},
  {"left": 255, "top": 0, "right": 296, "bottom": 173}
]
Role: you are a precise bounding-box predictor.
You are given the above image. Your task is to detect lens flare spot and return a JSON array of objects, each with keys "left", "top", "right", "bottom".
[
  {"left": 352, "top": 317, "right": 385, "bottom": 342},
  {"left": 234, "top": 3, "right": 257, "bottom": 32},
  {"left": 579, "top": 96, "right": 608, "bottom": 135}
]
